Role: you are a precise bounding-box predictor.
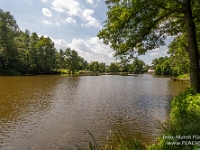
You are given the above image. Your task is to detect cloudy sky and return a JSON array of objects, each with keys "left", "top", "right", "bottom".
[{"left": 0, "top": 0, "right": 173, "bottom": 65}]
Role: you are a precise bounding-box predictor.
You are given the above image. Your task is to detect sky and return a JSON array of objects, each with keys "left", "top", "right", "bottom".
[{"left": 0, "top": 0, "right": 174, "bottom": 65}]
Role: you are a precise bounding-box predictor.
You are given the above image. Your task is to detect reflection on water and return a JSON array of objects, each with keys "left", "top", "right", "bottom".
[{"left": 0, "top": 74, "right": 189, "bottom": 149}]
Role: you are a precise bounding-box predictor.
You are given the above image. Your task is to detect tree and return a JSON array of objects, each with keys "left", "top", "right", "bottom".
[
  {"left": 152, "top": 57, "right": 172, "bottom": 75},
  {"left": 79, "top": 57, "right": 88, "bottom": 70},
  {"left": 15, "top": 29, "right": 31, "bottom": 74},
  {"left": 88, "top": 61, "right": 99, "bottom": 71},
  {"left": 119, "top": 58, "right": 130, "bottom": 72},
  {"left": 167, "top": 34, "right": 190, "bottom": 75},
  {"left": 36, "top": 36, "right": 57, "bottom": 74},
  {"left": 0, "top": 9, "right": 20, "bottom": 74},
  {"left": 129, "top": 57, "right": 145, "bottom": 74},
  {"left": 99, "top": 62, "right": 106, "bottom": 72},
  {"left": 29, "top": 32, "right": 39, "bottom": 74},
  {"left": 98, "top": 0, "right": 200, "bottom": 92},
  {"left": 57, "top": 49, "right": 66, "bottom": 69},
  {"left": 109, "top": 62, "right": 120, "bottom": 72},
  {"left": 64, "top": 48, "right": 81, "bottom": 74}
]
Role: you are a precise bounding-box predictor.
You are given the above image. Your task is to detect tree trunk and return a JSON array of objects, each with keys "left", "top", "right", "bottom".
[{"left": 183, "top": 0, "right": 200, "bottom": 92}]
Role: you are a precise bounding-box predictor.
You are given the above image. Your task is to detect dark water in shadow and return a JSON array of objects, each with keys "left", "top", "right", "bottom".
[{"left": 0, "top": 74, "right": 189, "bottom": 149}]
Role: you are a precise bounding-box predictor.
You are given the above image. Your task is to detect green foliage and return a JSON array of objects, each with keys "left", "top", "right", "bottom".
[
  {"left": 36, "top": 36, "right": 57, "bottom": 74},
  {"left": 99, "top": 62, "right": 106, "bottom": 72},
  {"left": 0, "top": 9, "right": 20, "bottom": 74},
  {"left": 177, "top": 74, "right": 190, "bottom": 79},
  {"left": 118, "top": 58, "right": 130, "bottom": 72},
  {"left": 149, "top": 88, "right": 200, "bottom": 150},
  {"left": 108, "top": 62, "right": 120, "bottom": 72},
  {"left": 98, "top": 0, "right": 200, "bottom": 91},
  {"left": 0, "top": 9, "right": 89, "bottom": 75},
  {"left": 97, "top": 0, "right": 193, "bottom": 57},
  {"left": 152, "top": 57, "right": 172, "bottom": 75},
  {"left": 167, "top": 35, "right": 190, "bottom": 75},
  {"left": 88, "top": 61, "right": 99, "bottom": 71},
  {"left": 79, "top": 57, "right": 88, "bottom": 70},
  {"left": 64, "top": 48, "right": 82, "bottom": 74},
  {"left": 129, "top": 57, "right": 145, "bottom": 74},
  {"left": 118, "top": 139, "right": 146, "bottom": 150},
  {"left": 151, "top": 34, "right": 190, "bottom": 76}
]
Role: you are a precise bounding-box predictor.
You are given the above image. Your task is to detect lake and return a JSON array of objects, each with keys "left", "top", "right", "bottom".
[{"left": 0, "top": 74, "right": 189, "bottom": 149}]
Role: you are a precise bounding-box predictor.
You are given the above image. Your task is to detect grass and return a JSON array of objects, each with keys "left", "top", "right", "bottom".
[
  {"left": 88, "top": 122, "right": 146, "bottom": 150},
  {"left": 177, "top": 74, "right": 190, "bottom": 79},
  {"left": 59, "top": 69, "right": 80, "bottom": 75}
]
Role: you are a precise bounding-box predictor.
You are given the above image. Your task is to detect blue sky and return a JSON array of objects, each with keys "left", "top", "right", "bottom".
[{"left": 0, "top": 0, "right": 173, "bottom": 65}]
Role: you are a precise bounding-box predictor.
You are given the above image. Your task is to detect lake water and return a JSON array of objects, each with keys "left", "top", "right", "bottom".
[{"left": 0, "top": 74, "right": 189, "bottom": 149}]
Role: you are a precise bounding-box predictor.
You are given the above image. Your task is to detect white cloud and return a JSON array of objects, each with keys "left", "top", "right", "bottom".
[
  {"left": 162, "top": 49, "right": 169, "bottom": 54},
  {"left": 69, "top": 37, "right": 114, "bottom": 64},
  {"left": 52, "top": 38, "right": 68, "bottom": 50},
  {"left": 88, "top": 37, "right": 112, "bottom": 55},
  {"left": 51, "top": 0, "right": 101, "bottom": 28},
  {"left": 42, "top": 8, "right": 52, "bottom": 17},
  {"left": 153, "top": 48, "right": 160, "bottom": 51},
  {"left": 81, "top": 9, "right": 101, "bottom": 28},
  {"left": 52, "top": 0, "right": 81, "bottom": 16},
  {"left": 65, "top": 17, "right": 76, "bottom": 24},
  {"left": 41, "top": 0, "right": 48, "bottom": 2},
  {"left": 86, "top": 0, "right": 93, "bottom": 4},
  {"left": 52, "top": 37, "right": 114, "bottom": 64},
  {"left": 150, "top": 52, "right": 160, "bottom": 56},
  {"left": 43, "top": 20, "right": 54, "bottom": 25}
]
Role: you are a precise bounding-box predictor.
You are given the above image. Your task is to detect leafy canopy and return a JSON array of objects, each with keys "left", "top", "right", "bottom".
[{"left": 97, "top": 0, "right": 198, "bottom": 57}]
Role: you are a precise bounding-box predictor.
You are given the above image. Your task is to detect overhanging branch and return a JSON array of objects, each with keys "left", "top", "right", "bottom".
[{"left": 155, "top": 3, "right": 183, "bottom": 13}]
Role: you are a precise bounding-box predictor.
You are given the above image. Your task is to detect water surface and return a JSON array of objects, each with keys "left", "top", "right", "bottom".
[{"left": 0, "top": 74, "right": 189, "bottom": 149}]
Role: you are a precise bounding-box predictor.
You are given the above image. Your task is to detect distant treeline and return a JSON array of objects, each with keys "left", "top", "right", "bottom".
[{"left": 0, "top": 9, "right": 149, "bottom": 75}]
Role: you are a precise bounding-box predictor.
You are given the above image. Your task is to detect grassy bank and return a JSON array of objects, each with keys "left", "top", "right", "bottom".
[
  {"left": 89, "top": 88, "right": 200, "bottom": 150},
  {"left": 177, "top": 74, "right": 190, "bottom": 79},
  {"left": 59, "top": 69, "right": 80, "bottom": 75}
]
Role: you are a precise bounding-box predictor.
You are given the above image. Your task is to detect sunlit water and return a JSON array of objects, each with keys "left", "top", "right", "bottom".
[{"left": 0, "top": 74, "right": 189, "bottom": 149}]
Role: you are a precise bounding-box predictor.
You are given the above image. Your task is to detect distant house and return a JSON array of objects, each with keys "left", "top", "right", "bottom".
[{"left": 148, "top": 66, "right": 154, "bottom": 73}]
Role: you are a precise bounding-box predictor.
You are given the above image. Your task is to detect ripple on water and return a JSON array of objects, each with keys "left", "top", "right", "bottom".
[{"left": 0, "top": 75, "right": 189, "bottom": 149}]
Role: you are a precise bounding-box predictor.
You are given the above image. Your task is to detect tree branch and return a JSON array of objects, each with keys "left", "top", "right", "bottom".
[
  {"left": 155, "top": 3, "right": 183, "bottom": 13},
  {"left": 173, "top": 0, "right": 184, "bottom": 5}
]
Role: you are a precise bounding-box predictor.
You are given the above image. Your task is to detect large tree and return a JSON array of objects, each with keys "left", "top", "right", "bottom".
[
  {"left": 28, "top": 32, "right": 39, "bottom": 74},
  {"left": 98, "top": 0, "right": 200, "bottom": 92},
  {"left": 15, "top": 29, "right": 31, "bottom": 74},
  {"left": 167, "top": 34, "right": 190, "bottom": 74},
  {"left": 36, "top": 36, "right": 57, "bottom": 74},
  {"left": 0, "top": 9, "right": 20, "bottom": 74},
  {"left": 88, "top": 61, "right": 99, "bottom": 71},
  {"left": 129, "top": 57, "right": 146, "bottom": 74},
  {"left": 64, "top": 48, "right": 81, "bottom": 74}
]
